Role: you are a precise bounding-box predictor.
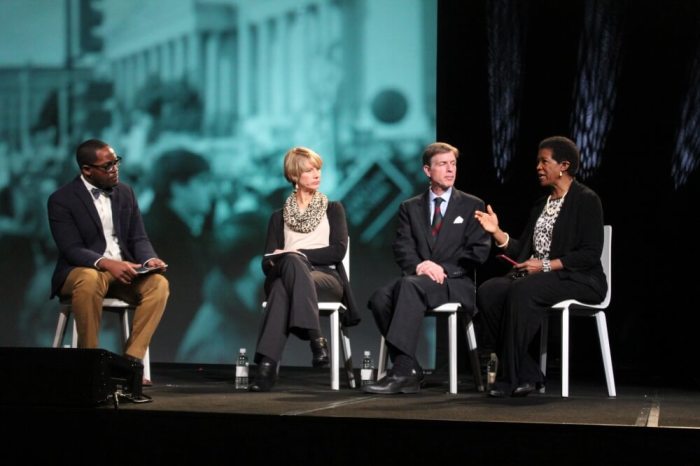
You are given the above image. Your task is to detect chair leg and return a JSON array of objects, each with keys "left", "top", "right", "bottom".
[
  {"left": 595, "top": 311, "right": 617, "bottom": 397},
  {"left": 329, "top": 310, "right": 340, "bottom": 390},
  {"left": 53, "top": 306, "right": 71, "bottom": 348},
  {"left": 71, "top": 318, "right": 79, "bottom": 348},
  {"left": 143, "top": 348, "right": 152, "bottom": 382},
  {"left": 539, "top": 315, "right": 549, "bottom": 393},
  {"left": 377, "top": 336, "right": 388, "bottom": 380},
  {"left": 119, "top": 309, "right": 130, "bottom": 346},
  {"left": 448, "top": 312, "right": 458, "bottom": 394},
  {"left": 464, "top": 317, "right": 484, "bottom": 392},
  {"left": 340, "top": 326, "right": 356, "bottom": 388},
  {"left": 561, "top": 308, "right": 570, "bottom": 397}
]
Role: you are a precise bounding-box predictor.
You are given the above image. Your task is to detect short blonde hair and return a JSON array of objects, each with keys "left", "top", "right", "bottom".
[{"left": 283, "top": 147, "right": 323, "bottom": 186}]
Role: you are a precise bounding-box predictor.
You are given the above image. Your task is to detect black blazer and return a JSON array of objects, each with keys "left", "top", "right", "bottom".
[
  {"left": 393, "top": 189, "right": 491, "bottom": 313},
  {"left": 47, "top": 176, "right": 158, "bottom": 298},
  {"left": 261, "top": 201, "right": 360, "bottom": 326},
  {"left": 504, "top": 180, "right": 607, "bottom": 298}
]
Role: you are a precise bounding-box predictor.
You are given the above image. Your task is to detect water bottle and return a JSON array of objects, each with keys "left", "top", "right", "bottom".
[
  {"left": 235, "top": 348, "right": 249, "bottom": 390},
  {"left": 361, "top": 350, "right": 374, "bottom": 386},
  {"left": 486, "top": 353, "right": 498, "bottom": 390}
]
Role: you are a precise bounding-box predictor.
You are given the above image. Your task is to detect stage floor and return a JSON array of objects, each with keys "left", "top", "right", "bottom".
[
  {"left": 121, "top": 363, "right": 700, "bottom": 429},
  {"left": 4, "top": 362, "right": 700, "bottom": 464}
]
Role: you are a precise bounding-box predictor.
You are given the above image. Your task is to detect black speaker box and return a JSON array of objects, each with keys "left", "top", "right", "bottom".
[{"left": 0, "top": 347, "right": 143, "bottom": 407}]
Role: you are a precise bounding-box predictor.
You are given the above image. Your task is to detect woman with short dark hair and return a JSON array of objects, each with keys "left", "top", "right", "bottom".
[{"left": 475, "top": 136, "right": 607, "bottom": 397}]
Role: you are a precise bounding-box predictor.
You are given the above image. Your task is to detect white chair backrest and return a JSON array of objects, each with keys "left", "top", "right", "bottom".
[
  {"left": 342, "top": 238, "right": 350, "bottom": 281},
  {"left": 600, "top": 225, "right": 612, "bottom": 307}
]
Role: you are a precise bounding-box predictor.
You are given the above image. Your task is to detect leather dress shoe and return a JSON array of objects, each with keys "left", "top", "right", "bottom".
[
  {"left": 249, "top": 361, "right": 277, "bottom": 392},
  {"left": 512, "top": 382, "right": 535, "bottom": 397},
  {"left": 124, "top": 354, "right": 144, "bottom": 367},
  {"left": 488, "top": 382, "right": 536, "bottom": 398},
  {"left": 362, "top": 369, "right": 421, "bottom": 395},
  {"left": 123, "top": 355, "right": 150, "bottom": 387},
  {"left": 487, "top": 380, "right": 510, "bottom": 397},
  {"left": 310, "top": 337, "right": 330, "bottom": 368},
  {"left": 414, "top": 365, "right": 425, "bottom": 386}
]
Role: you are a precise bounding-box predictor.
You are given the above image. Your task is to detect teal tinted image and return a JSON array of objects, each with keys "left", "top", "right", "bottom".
[{"left": 0, "top": 0, "right": 437, "bottom": 366}]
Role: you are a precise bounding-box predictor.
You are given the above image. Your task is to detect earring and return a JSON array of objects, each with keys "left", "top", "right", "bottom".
[{"left": 559, "top": 171, "right": 563, "bottom": 178}]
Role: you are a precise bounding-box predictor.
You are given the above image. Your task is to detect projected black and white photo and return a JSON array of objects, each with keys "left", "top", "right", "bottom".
[{"left": 0, "top": 0, "right": 437, "bottom": 365}]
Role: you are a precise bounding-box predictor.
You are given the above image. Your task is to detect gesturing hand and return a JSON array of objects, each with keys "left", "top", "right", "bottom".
[{"left": 474, "top": 204, "right": 499, "bottom": 234}]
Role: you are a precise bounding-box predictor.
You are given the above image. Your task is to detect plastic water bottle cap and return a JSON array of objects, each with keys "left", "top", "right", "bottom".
[
  {"left": 364, "top": 350, "right": 370, "bottom": 357},
  {"left": 240, "top": 348, "right": 246, "bottom": 354}
]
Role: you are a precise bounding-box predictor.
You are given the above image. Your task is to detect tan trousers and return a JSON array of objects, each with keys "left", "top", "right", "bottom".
[{"left": 60, "top": 267, "right": 169, "bottom": 360}]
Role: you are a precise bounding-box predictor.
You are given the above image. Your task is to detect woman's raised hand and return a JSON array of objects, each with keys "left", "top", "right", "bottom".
[{"left": 474, "top": 204, "right": 499, "bottom": 234}]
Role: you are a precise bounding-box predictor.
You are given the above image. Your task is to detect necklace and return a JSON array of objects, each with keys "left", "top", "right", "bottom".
[{"left": 544, "top": 193, "right": 566, "bottom": 216}]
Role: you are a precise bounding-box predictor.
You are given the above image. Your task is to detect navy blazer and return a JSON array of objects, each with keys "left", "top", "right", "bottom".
[
  {"left": 504, "top": 180, "right": 607, "bottom": 298},
  {"left": 392, "top": 189, "right": 492, "bottom": 314},
  {"left": 47, "top": 176, "right": 157, "bottom": 298},
  {"left": 262, "top": 201, "right": 360, "bottom": 326}
]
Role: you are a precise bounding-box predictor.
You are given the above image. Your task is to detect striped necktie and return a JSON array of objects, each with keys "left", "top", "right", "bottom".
[{"left": 431, "top": 197, "right": 444, "bottom": 237}]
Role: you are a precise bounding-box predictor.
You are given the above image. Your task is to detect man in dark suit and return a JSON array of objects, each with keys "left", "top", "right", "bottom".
[
  {"left": 364, "top": 142, "right": 491, "bottom": 394},
  {"left": 48, "top": 139, "right": 169, "bottom": 365}
]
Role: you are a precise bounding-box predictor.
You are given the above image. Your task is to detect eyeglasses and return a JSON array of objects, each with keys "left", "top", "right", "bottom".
[{"left": 86, "top": 156, "right": 122, "bottom": 172}]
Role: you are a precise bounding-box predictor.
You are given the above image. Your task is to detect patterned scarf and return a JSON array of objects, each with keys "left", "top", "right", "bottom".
[{"left": 283, "top": 191, "right": 328, "bottom": 233}]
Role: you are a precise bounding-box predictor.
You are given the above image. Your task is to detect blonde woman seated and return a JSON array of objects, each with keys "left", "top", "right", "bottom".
[{"left": 249, "top": 147, "right": 360, "bottom": 392}]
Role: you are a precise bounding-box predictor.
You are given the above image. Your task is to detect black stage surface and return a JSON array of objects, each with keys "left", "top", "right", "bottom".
[{"left": 2, "top": 362, "right": 699, "bottom": 464}]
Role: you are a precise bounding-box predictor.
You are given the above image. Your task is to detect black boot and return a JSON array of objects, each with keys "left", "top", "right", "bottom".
[
  {"left": 310, "top": 337, "right": 330, "bottom": 368},
  {"left": 249, "top": 361, "right": 277, "bottom": 392}
]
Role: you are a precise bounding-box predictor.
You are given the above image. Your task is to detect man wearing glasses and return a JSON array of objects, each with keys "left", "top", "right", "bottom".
[{"left": 47, "top": 139, "right": 169, "bottom": 369}]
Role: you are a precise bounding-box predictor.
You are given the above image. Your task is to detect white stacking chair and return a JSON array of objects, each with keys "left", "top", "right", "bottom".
[
  {"left": 53, "top": 298, "right": 152, "bottom": 383},
  {"left": 539, "top": 225, "right": 615, "bottom": 397},
  {"left": 376, "top": 300, "right": 483, "bottom": 395},
  {"left": 262, "top": 239, "right": 355, "bottom": 391}
]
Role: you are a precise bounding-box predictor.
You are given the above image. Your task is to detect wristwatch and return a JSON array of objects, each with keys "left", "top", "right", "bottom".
[{"left": 542, "top": 259, "right": 551, "bottom": 273}]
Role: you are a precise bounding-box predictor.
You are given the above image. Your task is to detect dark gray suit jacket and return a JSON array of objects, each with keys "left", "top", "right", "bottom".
[
  {"left": 48, "top": 176, "right": 157, "bottom": 298},
  {"left": 392, "top": 189, "right": 491, "bottom": 314}
]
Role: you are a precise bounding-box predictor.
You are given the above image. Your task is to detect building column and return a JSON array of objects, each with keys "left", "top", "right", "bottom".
[{"left": 203, "top": 32, "right": 221, "bottom": 134}]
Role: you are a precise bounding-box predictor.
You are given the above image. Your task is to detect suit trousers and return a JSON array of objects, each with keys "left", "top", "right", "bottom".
[
  {"left": 477, "top": 272, "right": 602, "bottom": 390},
  {"left": 369, "top": 275, "right": 449, "bottom": 358},
  {"left": 60, "top": 267, "right": 169, "bottom": 360},
  {"left": 256, "top": 254, "right": 343, "bottom": 363}
]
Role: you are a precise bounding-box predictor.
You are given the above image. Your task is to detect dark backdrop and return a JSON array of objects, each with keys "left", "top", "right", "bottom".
[{"left": 438, "top": 0, "right": 700, "bottom": 383}]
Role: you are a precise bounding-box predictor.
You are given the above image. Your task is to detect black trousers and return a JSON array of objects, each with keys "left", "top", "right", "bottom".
[
  {"left": 255, "top": 254, "right": 342, "bottom": 363},
  {"left": 477, "top": 272, "right": 603, "bottom": 390},
  {"left": 368, "top": 275, "right": 449, "bottom": 359}
]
